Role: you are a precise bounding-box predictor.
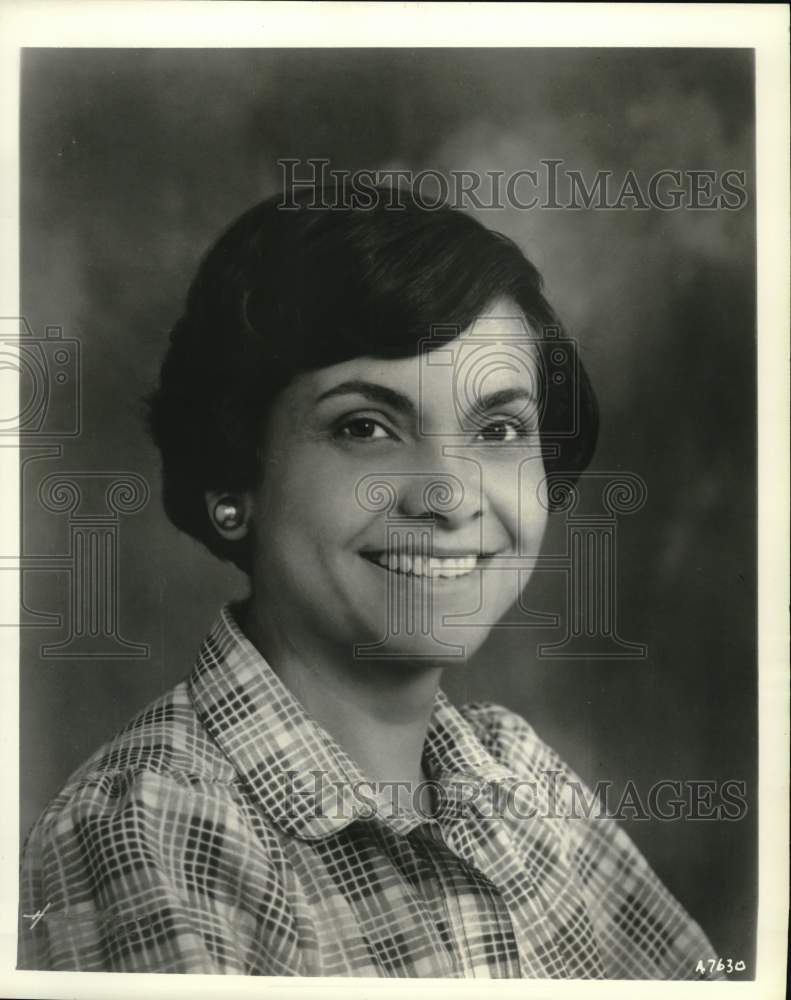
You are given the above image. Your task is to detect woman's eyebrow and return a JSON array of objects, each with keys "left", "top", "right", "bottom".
[
  {"left": 315, "top": 380, "right": 417, "bottom": 417},
  {"left": 472, "top": 387, "right": 538, "bottom": 410}
]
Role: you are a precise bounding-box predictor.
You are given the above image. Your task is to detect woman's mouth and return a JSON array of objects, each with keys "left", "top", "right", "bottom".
[{"left": 360, "top": 551, "right": 488, "bottom": 580}]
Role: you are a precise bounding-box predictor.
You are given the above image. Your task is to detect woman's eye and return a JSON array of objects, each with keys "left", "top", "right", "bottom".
[
  {"left": 475, "top": 419, "right": 525, "bottom": 443},
  {"left": 338, "top": 417, "right": 392, "bottom": 441}
]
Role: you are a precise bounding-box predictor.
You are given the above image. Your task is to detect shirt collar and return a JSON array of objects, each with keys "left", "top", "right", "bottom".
[{"left": 188, "top": 603, "right": 516, "bottom": 841}]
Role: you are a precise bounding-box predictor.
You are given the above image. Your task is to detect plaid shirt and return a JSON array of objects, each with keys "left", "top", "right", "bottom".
[{"left": 20, "top": 604, "right": 720, "bottom": 978}]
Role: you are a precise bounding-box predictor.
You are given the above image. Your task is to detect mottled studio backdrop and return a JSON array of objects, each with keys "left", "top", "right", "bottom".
[{"left": 19, "top": 49, "right": 756, "bottom": 968}]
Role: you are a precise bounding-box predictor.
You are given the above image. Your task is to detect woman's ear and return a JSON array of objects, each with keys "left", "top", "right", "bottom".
[{"left": 205, "top": 490, "right": 253, "bottom": 542}]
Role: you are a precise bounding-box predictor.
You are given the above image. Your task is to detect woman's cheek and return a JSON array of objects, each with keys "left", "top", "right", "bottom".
[
  {"left": 293, "top": 452, "right": 371, "bottom": 530},
  {"left": 481, "top": 458, "right": 535, "bottom": 531}
]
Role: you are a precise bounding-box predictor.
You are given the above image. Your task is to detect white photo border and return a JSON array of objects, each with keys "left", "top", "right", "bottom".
[{"left": 0, "top": 3, "right": 787, "bottom": 999}]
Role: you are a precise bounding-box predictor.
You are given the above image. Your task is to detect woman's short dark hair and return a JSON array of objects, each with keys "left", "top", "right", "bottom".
[{"left": 147, "top": 187, "right": 598, "bottom": 569}]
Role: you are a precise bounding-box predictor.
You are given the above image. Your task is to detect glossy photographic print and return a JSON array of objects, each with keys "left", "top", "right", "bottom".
[{"left": 2, "top": 4, "right": 788, "bottom": 998}]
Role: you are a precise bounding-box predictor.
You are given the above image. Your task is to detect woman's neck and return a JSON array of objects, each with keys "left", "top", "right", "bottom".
[{"left": 241, "top": 599, "right": 444, "bottom": 790}]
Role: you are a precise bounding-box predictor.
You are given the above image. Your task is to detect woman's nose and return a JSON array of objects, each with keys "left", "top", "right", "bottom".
[{"left": 395, "top": 449, "right": 484, "bottom": 525}]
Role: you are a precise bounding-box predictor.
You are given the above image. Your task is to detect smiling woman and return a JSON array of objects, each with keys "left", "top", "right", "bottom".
[
  {"left": 19, "top": 188, "right": 721, "bottom": 978},
  {"left": 224, "top": 301, "right": 556, "bottom": 666}
]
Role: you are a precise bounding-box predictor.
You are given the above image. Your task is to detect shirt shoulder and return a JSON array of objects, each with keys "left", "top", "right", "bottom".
[
  {"left": 456, "top": 700, "right": 566, "bottom": 778},
  {"left": 21, "top": 680, "right": 250, "bottom": 895},
  {"left": 32, "top": 681, "right": 237, "bottom": 829},
  {"left": 19, "top": 681, "right": 294, "bottom": 973},
  {"left": 457, "top": 701, "right": 722, "bottom": 981}
]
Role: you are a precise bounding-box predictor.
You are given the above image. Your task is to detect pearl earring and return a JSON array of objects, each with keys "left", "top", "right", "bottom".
[{"left": 213, "top": 499, "right": 241, "bottom": 530}]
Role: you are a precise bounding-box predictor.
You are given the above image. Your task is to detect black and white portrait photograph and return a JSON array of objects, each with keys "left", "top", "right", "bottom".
[{"left": 1, "top": 2, "right": 788, "bottom": 997}]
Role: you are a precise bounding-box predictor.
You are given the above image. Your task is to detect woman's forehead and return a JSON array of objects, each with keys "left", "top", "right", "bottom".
[{"left": 301, "top": 315, "right": 542, "bottom": 410}]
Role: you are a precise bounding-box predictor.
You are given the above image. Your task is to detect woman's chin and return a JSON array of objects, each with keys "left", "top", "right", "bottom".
[{"left": 346, "top": 619, "right": 491, "bottom": 664}]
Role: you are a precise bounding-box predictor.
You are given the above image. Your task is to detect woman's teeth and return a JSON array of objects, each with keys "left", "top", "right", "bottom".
[{"left": 372, "top": 552, "right": 479, "bottom": 579}]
